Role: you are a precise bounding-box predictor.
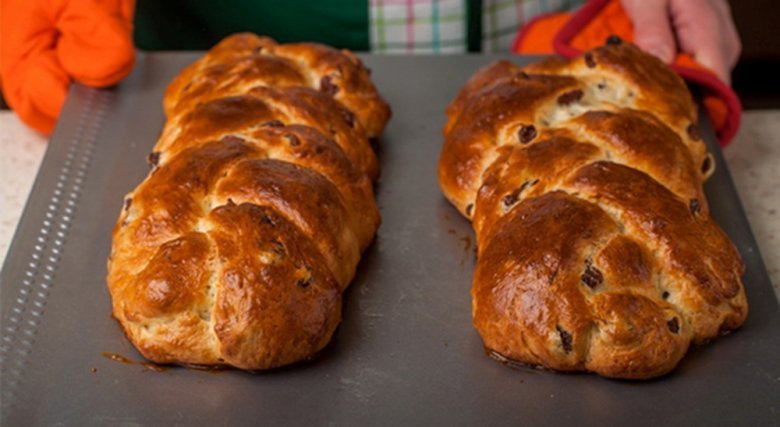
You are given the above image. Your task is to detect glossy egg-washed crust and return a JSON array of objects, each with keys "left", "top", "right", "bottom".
[
  {"left": 107, "top": 33, "right": 390, "bottom": 370},
  {"left": 439, "top": 40, "right": 747, "bottom": 379}
]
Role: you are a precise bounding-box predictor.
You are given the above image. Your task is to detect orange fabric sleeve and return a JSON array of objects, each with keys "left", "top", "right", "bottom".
[
  {"left": 568, "top": 0, "right": 633, "bottom": 51},
  {"left": 1, "top": 0, "right": 136, "bottom": 135},
  {"left": 514, "top": 13, "right": 572, "bottom": 54}
]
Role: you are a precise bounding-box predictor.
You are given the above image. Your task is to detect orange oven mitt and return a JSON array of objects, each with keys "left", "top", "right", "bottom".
[
  {"left": 513, "top": 0, "right": 741, "bottom": 147},
  {"left": 1, "top": 0, "right": 136, "bottom": 135}
]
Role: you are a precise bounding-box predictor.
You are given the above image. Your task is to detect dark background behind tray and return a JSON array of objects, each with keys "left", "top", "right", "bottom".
[
  {"left": 729, "top": 0, "right": 780, "bottom": 108},
  {"left": 1, "top": 53, "right": 778, "bottom": 426}
]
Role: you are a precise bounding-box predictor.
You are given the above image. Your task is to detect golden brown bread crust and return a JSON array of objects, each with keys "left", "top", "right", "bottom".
[
  {"left": 107, "top": 33, "right": 390, "bottom": 370},
  {"left": 439, "top": 41, "right": 747, "bottom": 379}
]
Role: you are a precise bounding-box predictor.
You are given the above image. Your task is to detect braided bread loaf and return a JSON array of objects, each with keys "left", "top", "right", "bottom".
[
  {"left": 439, "top": 40, "right": 747, "bottom": 379},
  {"left": 107, "top": 34, "right": 390, "bottom": 370}
]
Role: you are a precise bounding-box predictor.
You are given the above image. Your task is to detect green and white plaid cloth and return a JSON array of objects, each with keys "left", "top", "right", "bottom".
[{"left": 370, "top": 0, "right": 585, "bottom": 54}]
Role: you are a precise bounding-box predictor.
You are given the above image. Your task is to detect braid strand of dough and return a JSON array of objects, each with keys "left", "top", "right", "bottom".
[
  {"left": 438, "top": 41, "right": 747, "bottom": 379},
  {"left": 107, "top": 34, "right": 391, "bottom": 370}
]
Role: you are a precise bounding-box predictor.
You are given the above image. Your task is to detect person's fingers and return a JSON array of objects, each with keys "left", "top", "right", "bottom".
[
  {"left": 54, "top": 0, "right": 135, "bottom": 87},
  {"left": 708, "top": 0, "right": 742, "bottom": 67},
  {"left": 621, "top": 0, "right": 676, "bottom": 63},
  {"left": 688, "top": 36, "right": 731, "bottom": 84},
  {"left": 1, "top": 0, "right": 70, "bottom": 134},
  {"left": 670, "top": 0, "right": 740, "bottom": 84}
]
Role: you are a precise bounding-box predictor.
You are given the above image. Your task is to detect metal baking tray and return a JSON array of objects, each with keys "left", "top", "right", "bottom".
[{"left": 1, "top": 53, "right": 778, "bottom": 426}]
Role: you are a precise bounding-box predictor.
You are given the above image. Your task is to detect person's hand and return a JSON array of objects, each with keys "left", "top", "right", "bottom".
[
  {"left": 621, "top": 0, "right": 741, "bottom": 84},
  {"left": 1, "top": 0, "right": 136, "bottom": 135}
]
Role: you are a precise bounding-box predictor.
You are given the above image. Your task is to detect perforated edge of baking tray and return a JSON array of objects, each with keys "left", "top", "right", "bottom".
[{"left": 0, "top": 87, "right": 112, "bottom": 410}]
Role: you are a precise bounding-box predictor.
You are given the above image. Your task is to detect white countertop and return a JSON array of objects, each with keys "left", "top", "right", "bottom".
[{"left": 1, "top": 110, "right": 778, "bottom": 301}]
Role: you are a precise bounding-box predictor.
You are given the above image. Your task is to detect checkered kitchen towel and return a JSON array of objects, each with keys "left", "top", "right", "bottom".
[{"left": 370, "top": 0, "right": 585, "bottom": 54}]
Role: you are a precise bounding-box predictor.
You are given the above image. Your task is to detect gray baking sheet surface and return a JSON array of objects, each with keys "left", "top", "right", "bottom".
[{"left": 1, "top": 52, "right": 778, "bottom": 426}]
